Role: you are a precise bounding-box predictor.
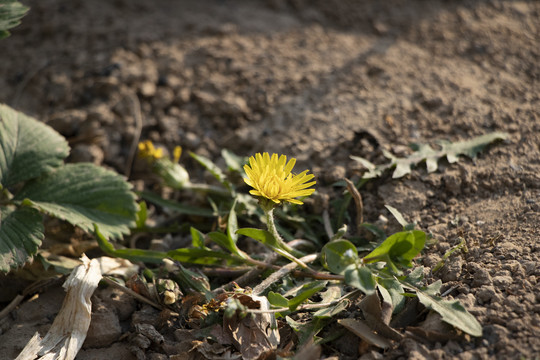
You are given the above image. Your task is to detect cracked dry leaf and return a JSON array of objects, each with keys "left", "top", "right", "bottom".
[
  {"left": 223, "top": 294, "right": 280, "bottom": 360},
  {"left": 16, "top": 254, "right": 102, "bottom": 360}
]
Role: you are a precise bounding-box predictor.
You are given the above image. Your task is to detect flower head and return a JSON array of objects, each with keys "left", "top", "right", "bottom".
[
  {"left": 138, "top": 140, "right": 164, "bottom": 161},
  {"left": 243, "top": 152, "right": 316, "bottom": 205}
]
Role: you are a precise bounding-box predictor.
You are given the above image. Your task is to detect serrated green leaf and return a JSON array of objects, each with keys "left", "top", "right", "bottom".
[
  {"left": 344, "top": 264, "right": 376, "bottom": 295},
  {"left": 352, "top": 132, "right": 508, "bottom": 179},
  {"left": 320, "top": 239, "right": 358, "bottom": 275},
  {"left": 0, "top": 0, "right": 29, "bottom": 39},
  {"left": 416, "top": 291, "right": 482, "bottom": 337},
  {"left": 0, "top": 104, "right": 69, "bottom": 188},
  {"left": 0, "top": 206, "right": 44, "bottom": 272},
  {"left": 15, "top": 163, "right": 136, "bottom": 239}
]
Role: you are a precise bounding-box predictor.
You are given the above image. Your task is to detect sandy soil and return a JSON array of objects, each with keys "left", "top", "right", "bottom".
[{"left": 0, "top": 0, "right": 539, "bottom": 359}]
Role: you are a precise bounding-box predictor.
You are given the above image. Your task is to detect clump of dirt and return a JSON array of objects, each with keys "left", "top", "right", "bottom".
[{"left": 0, "top": 0, "right": 539, "bottom": 359}]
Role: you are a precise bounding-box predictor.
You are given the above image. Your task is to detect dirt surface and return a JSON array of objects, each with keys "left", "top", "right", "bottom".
[{"left": 1, "top": 0, "right": 539, "bottom": 359}]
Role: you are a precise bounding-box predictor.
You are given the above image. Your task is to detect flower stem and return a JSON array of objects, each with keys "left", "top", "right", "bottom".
[{"left": 264, "top": 207, "right": 304, "bottom": 258}]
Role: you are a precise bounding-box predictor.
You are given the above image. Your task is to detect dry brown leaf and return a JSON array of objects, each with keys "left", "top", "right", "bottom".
[
  {"left": 338, "top": 318, "right": 392, "bottom": 349},
  {"left": 360, "top": 293, "right": 403, "bottom": 342},
  {"left": 223, "top": 294, "right": 280, "bottom": 360},
  {"left": 15, "top": 254, "right": 102, "bottom": 360}
]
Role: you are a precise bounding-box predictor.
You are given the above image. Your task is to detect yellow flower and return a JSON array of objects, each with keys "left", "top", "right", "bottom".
[
  {"left": 244, "top": 152, "right": 316, "bottom": 205},
  {"left": 173, "top": 146, "right": 182, "bottom": 163},
  {"left": 138, "top": 140, "right": 163, "bottom": 160}
]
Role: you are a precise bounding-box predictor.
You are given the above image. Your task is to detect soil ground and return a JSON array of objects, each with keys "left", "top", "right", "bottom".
[{"left": 0, "top": 0, "right": 539, "bottom": 359}]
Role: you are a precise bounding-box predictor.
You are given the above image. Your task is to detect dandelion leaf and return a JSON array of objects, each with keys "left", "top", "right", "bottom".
[
  {"left": 416, "top": 290, "right": 482, "bottom": 337},
  {"left": 352, "top": 132, "right": 508, "bottom": 179}
]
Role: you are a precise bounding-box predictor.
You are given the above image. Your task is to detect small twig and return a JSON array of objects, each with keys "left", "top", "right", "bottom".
[
  {"left": 0, "top": 295, "right": 24, "bottom": 319},
  {"left": 202, "top": 267, "right": 251, "bottom": 278},
  {"left": 253, "top": 254, "right": 318, "bottom": 296},
  {"left": 247, "top": 289, "right": 361, "bottom": 314},
  {"left": 212, "top": 253, "right": 279, "bottom": 295},
  {"left": 101, "top": 276, "right": 177, "bottom": 314},
  {"left": 344, "top": 178, "right": 363, "bottom": 228},
  {"left": 124, "top": 90, "right": 144, "bottom": 178},
  {"left": 441, "top": 285, "right": 459, "bottom": 297},
  {"left": 0, "top": 277, "right": 63, "bottom": 320}
]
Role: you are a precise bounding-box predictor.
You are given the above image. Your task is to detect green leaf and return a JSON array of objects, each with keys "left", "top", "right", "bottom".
[
  {"left": 174, "top": 263, "right": 213, "bottom": 301},
  {"left": 313, "top": 285, "right": 348, "bottom": 318},
  {"left": 416, "top": 290, "right": 482, "bottom": 337},
  {"left": 404, "top": 266, "right": 424, "bottom": 286},
  {"left": 236, "top": 228, "right": 281, "bottom": 249},
  {"left": 221, "top": 149, "right": 246, "bottom": 173},
  {"left": 360, "top": 223, "right": 386, "bottom": 241},
  {"left": 320, "top": 239, "right": 358, "bottom": 275},
  {"left": 15, "top": 163, "right": 136, "bottom": 239},
  {"left": 95, "top": 224, "right": 241, "bottom": 266},
  {"left": 385, "top": 205, "right": 409, "bottom": 229},
  {"left": 344, "top": 264, "right": 376, "bottom": 295},
  {"left": 377, "top": 278, "right": 405, "bottom": 314},
  {"left": 268, "top": 291, "right": 289, "bottom": 308},
  {"left": 363, "top": 230, "right": 426, "bottom": 273},
  {"left": 352, "top": 132, "right": 508, "bottom": 179},
  {"left": 135, "top": 201, "right": 147, "bottom": 229},
  {"left": 313, "top": 299, "right": 349, "bottom": 318},
  {"left": 288, "top": 281, "right": 327, "bottom": 311},
  {"left": 139, "top": 190, "right": 216, "bottom": 217},
  {"left": 208, "top": 231, "right": 247, "bottom": 259},
  {"left": 189, "top": 152, "right": 232, "bottom": 191},
  {"left": 227, "top": 201, "right": 238, "bottom": 244},
  {"left": 236, "top": 227, "right": 299, "bottom": 264},
  {"left": 0, "top": 0, "right": 29, "bottom": 39},
  {"left": 0, "top": 206, "right": 43, "bottom": 272},
  {"left": 286, "top": 316, "right": 329, "bottom": 346},
  {"left": 190, "top": 227, "right": 206, "bottom": 248},
  {"left": 0, "top": 104, "right": 69, "bottom": 188},
  {"left": 349, "top": 156, "right": 384, "bottom": 179}
]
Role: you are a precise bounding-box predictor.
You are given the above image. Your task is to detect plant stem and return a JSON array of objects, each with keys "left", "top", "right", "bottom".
[{"left": 264, "top": 207, "right": 304, "bottom": 258}]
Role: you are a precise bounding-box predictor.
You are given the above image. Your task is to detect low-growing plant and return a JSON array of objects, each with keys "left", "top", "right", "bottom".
[
  {"left": 2, "top": 102, "right": 502, "bottom": 356},
  {"left": 0, "top": 104, "right": 138, "bottom": 271},
  {"left": 95, "top": 141, "right": 491, "bottom": 356},
  {"left": 0, "top": 0, "right": 29, "bottom": 39}
]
